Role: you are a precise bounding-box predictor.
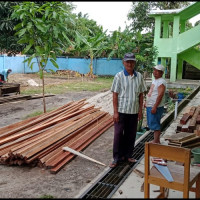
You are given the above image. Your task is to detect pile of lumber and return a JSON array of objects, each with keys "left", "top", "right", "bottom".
[
  {"left": 164, "top": 106, "right": 200, "bottom": 148},
  {"left": 0, "top": 99, "right": 113, "bottom": 173},
  {"left": 177, "top": 106, "right": 200, "bottom": 135},
  {"left": 164, "top": 132, "right": 200, "bottom": 148}
]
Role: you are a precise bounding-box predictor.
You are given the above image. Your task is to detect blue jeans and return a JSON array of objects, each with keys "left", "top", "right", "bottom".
[{"left": 146, "top": 107, "right": 164, "bottom": 131}]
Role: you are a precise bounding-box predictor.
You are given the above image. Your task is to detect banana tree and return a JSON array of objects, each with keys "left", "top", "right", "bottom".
[
  {"left": 107, "top": 27, "right": 136, "bottom": 59},
  {"left": 74, "top": 30, "right": 108, "bottom": 77},
  {"left": 11, "top": 1, "right": 74, "bottom": 113}
]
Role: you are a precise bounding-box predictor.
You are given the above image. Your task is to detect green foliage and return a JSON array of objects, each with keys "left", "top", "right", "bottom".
[
  {"left": 166, "top": 98, "right": 175, "bottom": 112},
  {"left": 12, "top": 1, "right": 74, "bottom": 71},
  {"left": 128, "top": 2, "right": 191, "bottom": 33},
  {"left": 68, "top": 29, "right": 108, "bottom": 76},
  {"left": 107, "top": 27, "right": 136, "bottom": 59},
  {"left": 0, "top": 2, "right": 24, "bottom": 55},
  {"left": 134, "top": 32, "right": 158, "bottom": 74},
  {"left": 11, "top": 1, "right": 75, "bottom": 112}
]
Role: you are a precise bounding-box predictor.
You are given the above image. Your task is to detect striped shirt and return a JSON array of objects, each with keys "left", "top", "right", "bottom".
[{"left": 111, "top": 69, "right": 147, "bottom": 114}]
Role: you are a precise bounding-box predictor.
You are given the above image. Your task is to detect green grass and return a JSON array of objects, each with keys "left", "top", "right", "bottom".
[
  {"left": 22, "top": 109, "right": 54, "bottom": 119},
  {"left": 21, "top": 76, "right": 113, "bottom": 95},
  {"left": 40, "top": 194, "right": 54, "bottom": 199}
]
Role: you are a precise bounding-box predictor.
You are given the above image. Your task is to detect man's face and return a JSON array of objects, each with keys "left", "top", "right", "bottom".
[
  {"left": 123, "top": 60, "right": 135, "bottom": 74},
  {"left": 153, "top": 68, "right": 163, "bottom": 79}
]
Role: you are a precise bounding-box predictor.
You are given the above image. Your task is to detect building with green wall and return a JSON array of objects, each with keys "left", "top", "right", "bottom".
[{"left": 149, "top": 2, "right": 200, "bottom": 82}]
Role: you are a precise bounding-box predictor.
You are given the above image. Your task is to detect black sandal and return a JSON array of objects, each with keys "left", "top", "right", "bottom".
[{"left": 109, "top": 161, "right": 118, "bottom": 168}]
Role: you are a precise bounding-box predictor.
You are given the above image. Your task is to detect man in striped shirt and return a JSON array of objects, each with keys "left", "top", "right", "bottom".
[{"left": 109, "top": 52, "right": 147, "bottom": 168}]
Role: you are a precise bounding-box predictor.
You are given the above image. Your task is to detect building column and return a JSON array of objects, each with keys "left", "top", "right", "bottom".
[
  {"left": 180, "top": 20, "right": 186, "bottom": 33},
  {"left": 161, "top": 21, "right": 169, "bottom": 78},
  {"left": 177, "top": 57, "right": 183, "bottom": 80},
  {"left": 153, "top": 16, "right": 162, "bottom": 66},
  {"left": 170, "top": 16, "right": 180, "bottom": 82},
  {"left": 177, "top": 20, "right": 186, "bottom": 80},
  {"left": 170, "top": 54, "right": 177, "bottom": 82},
  {"left": 163, "top": 21, "right": 169, "bottom": 38},
  {"left": 161, "top": 58, "right": 167, "bottom": 78}
]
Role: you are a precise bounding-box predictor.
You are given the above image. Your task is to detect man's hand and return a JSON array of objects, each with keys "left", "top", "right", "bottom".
[
  {"left": 113, "top": 112, "right": 119, "bottom": 123},
  {"left": 151, "top": 106, "right": 157, "bottom": 114}
]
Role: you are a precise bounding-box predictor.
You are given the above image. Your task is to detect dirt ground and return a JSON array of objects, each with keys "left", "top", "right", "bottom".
[{"left": 0, "top": 73, "right": 114, "bottom": 198}]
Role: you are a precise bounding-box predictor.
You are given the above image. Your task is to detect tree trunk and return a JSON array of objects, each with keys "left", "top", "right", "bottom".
[
  {"left": 90, "top": 58, "right": 93, "bottom": 76},
  {"left": 42, "top": 70, "right": 46, "bottom": 113}
]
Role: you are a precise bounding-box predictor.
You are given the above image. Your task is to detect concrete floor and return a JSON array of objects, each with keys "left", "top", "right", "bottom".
[
  {"left": 112, "top": 81, "right": 200, "bottom": 199},
  {"left": 77, "top": 80, "right": 200, "bottom": 199}
]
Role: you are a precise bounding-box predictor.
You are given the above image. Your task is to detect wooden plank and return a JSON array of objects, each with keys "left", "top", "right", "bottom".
[
  {"left": 47, "top": 117, "right": 113, "bottom": 170},
  {"left": 181, "top": 119, "right": 191, "bottom": 132},
  {"left": 43, "top": 114, "right": 111, "bottom": 168},
  {"left": 62, "top": 146, "right": 106, "bottom": 166},
  {"left": 176, "top": 124, "right": 183, "bottom": 132},
  {"left": 180, "top": 113, "right": 191, "bottom": 125},
  {"left": 38, "top": 113, "right": 111, "bottom": 165},
  {"left": 164, "top": 132, "right": 196, "bottom": 142},
  {"left": 27, "top": 113, "right": 110, "bottom": 164},
  {"left": 181, "top": 136, "right": 200, "bottom": 146},
  {"left": 133, "top": 169, "right": 144, "bottom": 178},
  {"left": 22, "top": 110, "right": 104, "bottom": 159},
  {"left": 0, "top": 103, "right": 93, "bottom": 145},
  {"left": 196, "top": 115, "right": 200, "bottom": 124},
  {"left": 13, "top": 107, "right": 98, "bottom": 157},
  {"left": 188, "top": 107, "right": 196, "bottom": 117},
  {"left": 50, "top": 120, "right": 113, "bottom": 173}
]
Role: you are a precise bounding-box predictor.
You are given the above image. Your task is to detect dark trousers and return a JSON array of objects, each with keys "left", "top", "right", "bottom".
[
  {"left": 113, "top": 112, "right": 138, "bottom": 162},
  {"left": 0, "top": 74, "right": 4, "bottom": 81}
]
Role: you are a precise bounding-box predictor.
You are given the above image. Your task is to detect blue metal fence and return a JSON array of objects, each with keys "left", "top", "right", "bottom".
[{"left": 0, "top": 55, "right": 124, "bottom": 76}]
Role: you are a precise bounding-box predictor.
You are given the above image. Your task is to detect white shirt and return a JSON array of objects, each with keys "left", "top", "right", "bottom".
[{"left": 146, "top": 78, "right": 166, "bottom": 107}]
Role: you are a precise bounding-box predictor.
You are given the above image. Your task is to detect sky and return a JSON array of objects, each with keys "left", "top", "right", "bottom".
[
  {"left": 72, "top": 1, "right": 200, "bottom": 33},
  {"left": 72, "top": 1, "right": 132, "bottom": 33}
]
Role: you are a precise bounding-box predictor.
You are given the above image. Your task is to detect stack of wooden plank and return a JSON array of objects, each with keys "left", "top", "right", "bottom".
[
  {"left": 176, "top": 106, "right": 200, "bottom": 134},
  {"left": 165, "top": 105, "right": 200, "bottom": 149},
  {"left": 0, "top": 99, "right": 113, "bottom": 173},
  {"left": 164, "top": 132, "right": 200, "bottom": 148}
]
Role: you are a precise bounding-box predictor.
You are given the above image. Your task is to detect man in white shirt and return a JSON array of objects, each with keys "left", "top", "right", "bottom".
[{"left": 146, "top": 64, "right": 166, "bottom": 144}]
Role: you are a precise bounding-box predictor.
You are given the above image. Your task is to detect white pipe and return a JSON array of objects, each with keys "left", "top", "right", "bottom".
[{"left": 174, "top": 101, "right": 178, "bottom": 120}]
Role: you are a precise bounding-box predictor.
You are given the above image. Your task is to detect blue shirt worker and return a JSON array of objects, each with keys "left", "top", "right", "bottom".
[
  {"left": 146, "top": 64, "right": 166, "bottom": 144},
  {"left": 109, "top": 52, "right": 147, "bottom": 168},
  {"left": 0, "top": 68, "right": 12, "bottom": 83}
]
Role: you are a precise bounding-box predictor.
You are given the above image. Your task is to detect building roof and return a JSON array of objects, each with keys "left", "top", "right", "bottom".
[{"left": 149, "top": 2, "right": 200, "bottom": 21}]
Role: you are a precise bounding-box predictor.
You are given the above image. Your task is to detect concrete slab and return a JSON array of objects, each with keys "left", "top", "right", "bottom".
[
  {"left": 112, "top": 86, "right": 200, "bottom": 199},
  {"left": 77, "top": 81, "right": 200, "bottom": 199}
]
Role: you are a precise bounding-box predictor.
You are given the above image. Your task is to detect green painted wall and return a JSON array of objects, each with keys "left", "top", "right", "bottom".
[{"left": 150, "top": 2, "right": 200, "bottom": 82}]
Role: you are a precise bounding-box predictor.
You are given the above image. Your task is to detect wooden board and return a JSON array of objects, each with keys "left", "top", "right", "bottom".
[{"left": 163, "top": 132, "right": 196, "bottom": 142}]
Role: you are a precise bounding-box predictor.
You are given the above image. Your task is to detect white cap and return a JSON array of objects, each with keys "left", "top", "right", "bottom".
[{"left": 154, "top": 64, "right": 165, "bottom": 72}]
